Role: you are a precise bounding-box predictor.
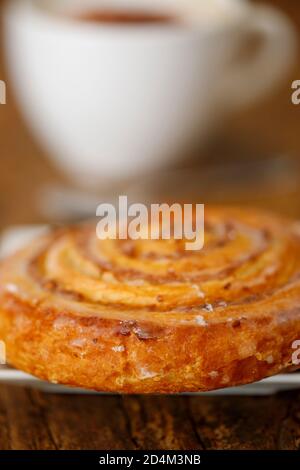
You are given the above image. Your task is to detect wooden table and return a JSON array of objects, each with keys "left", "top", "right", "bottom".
[{"left": 0, "top": 0, "right": 300, "bottom": 450}]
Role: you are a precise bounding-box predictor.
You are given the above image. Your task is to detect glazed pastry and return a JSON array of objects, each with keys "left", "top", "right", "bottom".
[{"left": 0, "top": 207, "right": 300, "bottom": 393}]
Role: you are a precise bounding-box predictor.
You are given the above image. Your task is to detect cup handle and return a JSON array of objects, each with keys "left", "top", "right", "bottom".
[{"left": 221, "top": 5, "right": 297, "bottom": 110}]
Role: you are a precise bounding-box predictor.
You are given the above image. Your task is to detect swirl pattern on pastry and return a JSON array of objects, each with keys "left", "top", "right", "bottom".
[{"left": 0, "top": 206, "right": 300, "bottom": 392}]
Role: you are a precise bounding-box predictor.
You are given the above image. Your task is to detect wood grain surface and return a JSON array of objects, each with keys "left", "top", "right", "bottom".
[
  {"left": 0, "top": 388, "right": 299, "bottom": 450},
  {"left": 0, "top": 0, "right": 300, "bottom": 450}
]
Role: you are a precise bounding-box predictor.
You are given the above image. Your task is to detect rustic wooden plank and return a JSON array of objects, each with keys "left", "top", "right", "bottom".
[
  {"left": 2, "top": 387, "right": 299, "bottom": 450},
  {"left": 0, "top": 385, "right": 12, "bottom": 449},
  {"left": 188, "top": 394, "right": 292, "bottom": 450},
  {"left": 33, "top": 392, "right": 136, "bottom": 450},
  {"left": 277, "top": 390, "right": 300, "bottom": 450},
  {"left": 0, "top": 385, "right": 57, "bottom": 450},
  {"left": 122, "top": 396, "right": 203, "bottom": 450}
]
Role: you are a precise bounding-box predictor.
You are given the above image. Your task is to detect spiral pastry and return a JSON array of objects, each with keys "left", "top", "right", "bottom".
[{"left": 0, "top": 206, "right": 300, "bottom": 393}]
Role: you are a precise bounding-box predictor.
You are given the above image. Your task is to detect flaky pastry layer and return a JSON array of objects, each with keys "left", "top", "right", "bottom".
[{"left": 0, "top": 207, "right": 300, "bottom": 392}]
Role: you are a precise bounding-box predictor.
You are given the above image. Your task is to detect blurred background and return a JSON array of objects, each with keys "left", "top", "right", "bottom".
[{"left": 0, "top": 0, "right": 300, "bottom": 230}]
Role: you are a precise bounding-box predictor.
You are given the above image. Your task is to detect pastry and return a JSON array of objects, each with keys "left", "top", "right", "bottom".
[{"left": 0, "top": 206, "right": 300, "bottom": 393}]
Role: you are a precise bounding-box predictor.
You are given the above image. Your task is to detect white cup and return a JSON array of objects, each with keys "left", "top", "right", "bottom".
[{"left": 4, "top": 0, "right": 297, "bottom": 187}]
